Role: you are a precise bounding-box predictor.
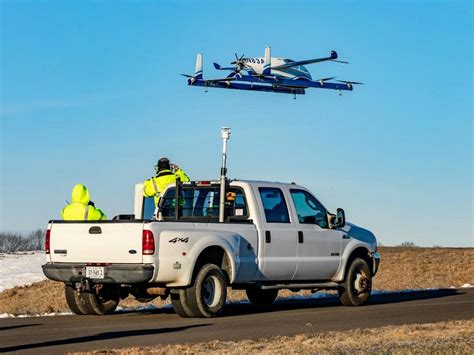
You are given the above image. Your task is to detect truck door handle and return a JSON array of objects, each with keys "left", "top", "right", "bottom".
[
  {"left": 89, "top": 226, "right": 102, "bottom": 234},
  {"left": 298, "top": 231, "right": 304, "bottom": 243},
  {"left": 265, "top": 231, "right": 271, "bottom": 243}
]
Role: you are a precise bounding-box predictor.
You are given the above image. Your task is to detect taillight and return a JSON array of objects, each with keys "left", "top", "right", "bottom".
[
  {"left": 45, "top": 229, "right": 51, "bottom": 254},
  {"left": 142, "top": 230, "right": 155, "bottom": 255}
]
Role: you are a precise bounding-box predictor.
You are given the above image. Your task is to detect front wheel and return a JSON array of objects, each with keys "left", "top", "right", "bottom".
[
  {"left": 339, "top": 258, "right": 372, "bottom": 306},
  {"left": 184, "top": 264, "right": 227, "bottom": 318}
]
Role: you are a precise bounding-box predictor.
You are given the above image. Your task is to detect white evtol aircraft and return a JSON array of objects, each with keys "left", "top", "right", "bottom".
[{"left": 182, "top": 46, "right": 362, "bottom": 97}]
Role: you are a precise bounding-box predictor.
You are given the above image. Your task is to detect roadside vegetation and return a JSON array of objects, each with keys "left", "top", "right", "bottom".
[
  {"left": 1, "top": 246, "right": 473, "bottom": 316},
  {"left": 0, "top": 230, "right": 44, "bottom": 253},
  {"left": 73, "top": 320, "right": 474, "bottom": 354}
]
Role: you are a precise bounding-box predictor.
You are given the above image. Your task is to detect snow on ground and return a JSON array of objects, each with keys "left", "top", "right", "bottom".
[
  {"left": 0, "top": 251, "right": 47, "bottom": 292},
  {"left": 0, "top": 311, "right": 72, "bottom": 318},
  {"left": 451, "top": 283, "right": 473, "bottom": 289}
]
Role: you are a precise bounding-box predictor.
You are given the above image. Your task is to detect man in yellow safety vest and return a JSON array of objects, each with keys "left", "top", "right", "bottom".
[
  {"left": 143, "top": 157, "right": 190, "bottom": 205},
  {"left": 61, "top": 184, "right": 106, "bottom": 220}
]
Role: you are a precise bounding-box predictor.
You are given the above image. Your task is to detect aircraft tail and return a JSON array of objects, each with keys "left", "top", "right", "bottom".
[
  {"left": 194, "top": 53, "right": 203, "bottom": 79},
  {"left": 263, "top": 46, "right": 271, "bottom": 75}
]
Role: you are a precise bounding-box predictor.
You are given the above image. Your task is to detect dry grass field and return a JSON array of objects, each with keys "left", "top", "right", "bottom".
[
  {"left": 72, "top": 320, "right": 474, "bottom": 354},
  {"left": 1, "top": 247, "right": 473, "bottom": 316}
]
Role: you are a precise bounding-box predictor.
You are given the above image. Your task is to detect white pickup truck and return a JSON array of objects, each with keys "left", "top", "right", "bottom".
[{"left": 43, "top": 180, "right": 380, "bottom": 317}]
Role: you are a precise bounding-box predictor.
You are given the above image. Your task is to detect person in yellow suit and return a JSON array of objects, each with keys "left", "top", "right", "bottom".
[
  {"left": 143, "top": 157, "right": 190, "bottom": 205},
  {"left": 61, "top": 184, "right": 107, "bottom": 220}
]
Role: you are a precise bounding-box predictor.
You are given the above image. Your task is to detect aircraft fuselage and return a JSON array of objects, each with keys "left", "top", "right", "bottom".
[{"left": 241, "top": 57, "right": 313, "bottom": 80}]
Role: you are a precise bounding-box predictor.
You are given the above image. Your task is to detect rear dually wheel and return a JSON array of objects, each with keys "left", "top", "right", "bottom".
[{"left": 184, "top": 263, "right": 227, "bottom": 318}]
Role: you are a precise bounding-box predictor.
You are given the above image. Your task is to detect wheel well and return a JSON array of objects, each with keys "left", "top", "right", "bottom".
[
  {"left": 345, "top": 247, "right": 373, "bottom": 278},
  {"left": 194, "top": 246, "right": 232, "bottom": 284}
]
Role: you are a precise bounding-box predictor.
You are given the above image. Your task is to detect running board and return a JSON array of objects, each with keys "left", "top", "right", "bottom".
[{"left": 260, "top": 282, "right": 339, "bottom": 290}]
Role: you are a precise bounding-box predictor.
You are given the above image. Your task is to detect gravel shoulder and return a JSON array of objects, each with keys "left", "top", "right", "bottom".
[{"left": 73, "top": 320, "right": 474, "bottom": 354}]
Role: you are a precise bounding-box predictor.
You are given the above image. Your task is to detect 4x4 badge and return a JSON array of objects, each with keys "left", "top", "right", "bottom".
[{"left": 169, "top": 237, "right": 189, "bottom": 243}]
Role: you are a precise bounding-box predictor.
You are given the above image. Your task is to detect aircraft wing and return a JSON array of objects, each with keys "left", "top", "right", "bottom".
[{"left": 270, "top": 51, "right": 341, "bottom": 70}]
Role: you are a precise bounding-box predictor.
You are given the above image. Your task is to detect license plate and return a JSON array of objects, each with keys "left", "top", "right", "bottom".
[{"left": 86, "top": 266, "right": 104, "bottom": 279}]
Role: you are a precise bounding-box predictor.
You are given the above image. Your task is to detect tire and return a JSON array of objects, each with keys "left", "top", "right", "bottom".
[
  {"left": 170, "top": 289, "right": 193, "bottom": 318},
  {"left": 65, "top": 284, "right": 88, "bottom": 315},
  {"left": 339, "top": 258, "right": 372, "bottom": 306},
  {"left": 83, "top": 288, "right": 119, "bottom": 315},
  {"left": 246, "top": 287, "right": 278, "bottom": 306},
  {"left": 184, "top": 264, "right": 227, "bottom": 318}
]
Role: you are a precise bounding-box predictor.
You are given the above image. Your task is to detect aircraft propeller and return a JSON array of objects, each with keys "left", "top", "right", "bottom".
[
  {"left": 317, "top": 77, "right": 336, "bottom": 85},
  {"left": 336, "top": 80, "right": 364, "bottom": 89},
  {"left": 336, "top": 80, "right": 364, "bottom": 85},
  {"left": 230, "top": 53, "right": 248, "bottom": 73},
  {"left": 180, "top": 73, "right": 197, "bottom": 84}
]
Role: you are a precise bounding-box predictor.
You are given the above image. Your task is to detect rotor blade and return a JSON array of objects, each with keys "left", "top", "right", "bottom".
[
  {"left": 180, "top": 74, "right": 193, "bottom": 78},
  {"left": 316, "top": 77, "right": 336, "bottom": 82},
  {"left": 331, "top": 59, "right": 349, "bottom": 64},
  {"left": 336, "top": 80, "right": 364, "bottom": 85}
]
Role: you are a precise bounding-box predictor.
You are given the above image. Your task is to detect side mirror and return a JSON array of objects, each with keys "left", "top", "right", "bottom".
[{"left": 336, "top": 208, "right": 346, "bottom": 228}]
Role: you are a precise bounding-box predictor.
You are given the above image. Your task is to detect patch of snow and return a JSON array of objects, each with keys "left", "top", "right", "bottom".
[
  {"left": 460, "top": 283, "right": 473, "bottom": 288},
  {"left": 371, "top": 288, "right": 439, "bottom": 294},
  {"left": 226, "top": 299, "right": 250, "bottom": 305},
  {"left": 116, "top": 303, "right": 172, "bottom": 313},
  {"left": 278, "top": 292, "right": 336, "bottom": 301},
  {"left": 0, "top": 251, "right": 47, "bottom": 292},
  {"left": 0, "top": 311, "right": 72, "bottom": 318},
  {"left": 226, "top": 292, "right": 336, "bottom": 305}
]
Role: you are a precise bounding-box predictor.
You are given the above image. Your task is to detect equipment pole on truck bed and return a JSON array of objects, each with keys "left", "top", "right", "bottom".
[{"left": 219, "top": 127, "right": 231, "bottom": 223}]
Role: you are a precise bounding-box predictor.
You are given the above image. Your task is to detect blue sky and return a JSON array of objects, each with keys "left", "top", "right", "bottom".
[{"left": 1, "top": 0, "right": 472, "bottom": 246}]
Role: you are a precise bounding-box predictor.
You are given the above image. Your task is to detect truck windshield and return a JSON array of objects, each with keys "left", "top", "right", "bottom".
[{"left": 159, "top": 186, "right": 248, "bottom": 221}]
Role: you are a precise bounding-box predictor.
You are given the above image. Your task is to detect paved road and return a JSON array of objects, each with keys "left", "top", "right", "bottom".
[{"left": 1, "top": 288, "right": 473, "bottom": 354}]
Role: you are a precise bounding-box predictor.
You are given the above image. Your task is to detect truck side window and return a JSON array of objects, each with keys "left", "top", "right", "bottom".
[
  {"left": 259, "top": 187, "right": 290, "bottom": 223},
  {"left": 290, "top": 189, "right": 328, "bottom": 228},
  {"left": 235, "top": 190, "right": 247, "bottom": 214}
]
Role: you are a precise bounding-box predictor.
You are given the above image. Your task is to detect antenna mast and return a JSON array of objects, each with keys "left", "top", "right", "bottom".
[{"left": 219, "top": 127, "right": 231, "bottom": 223}]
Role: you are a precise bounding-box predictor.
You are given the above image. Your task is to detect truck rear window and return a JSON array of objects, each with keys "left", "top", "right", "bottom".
[
  {"left": 258, "top": 187, "right": 290, "bottom": 223},
  {"left": 159, "top": 186, "right": 248, "bottom": 221}
]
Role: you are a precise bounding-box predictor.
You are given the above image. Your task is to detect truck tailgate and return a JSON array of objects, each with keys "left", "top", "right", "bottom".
[{"left": 49, "top": 222, "right": 144, "bottom": 263}]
